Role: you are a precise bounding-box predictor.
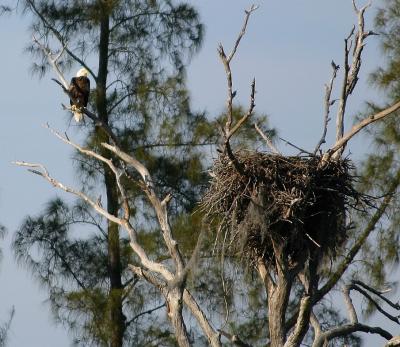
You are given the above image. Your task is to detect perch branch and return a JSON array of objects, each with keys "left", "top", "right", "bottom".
[{"left": 34, "top": 34, "right": 120, "bottom": 145}]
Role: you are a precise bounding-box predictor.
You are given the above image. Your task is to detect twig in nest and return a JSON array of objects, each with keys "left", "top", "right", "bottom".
[
  {"left": 278, "top": 137, "right": 313, "bottom": 156},
  {"left": 255, "top": 123, "right": 280, "bottom": 154}
]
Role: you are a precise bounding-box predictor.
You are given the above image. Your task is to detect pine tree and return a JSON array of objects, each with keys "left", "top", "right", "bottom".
[
  {"left": 355, "top": 0, "right": 400, "bottom": 291},
  {"left": 12, "top": 1, "right": 210, "bottom": 346}
]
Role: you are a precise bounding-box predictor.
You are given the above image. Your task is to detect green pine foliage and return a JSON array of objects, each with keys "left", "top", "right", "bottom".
[{"left": 355, "top": 0, "right": 400, "bottom": 297}]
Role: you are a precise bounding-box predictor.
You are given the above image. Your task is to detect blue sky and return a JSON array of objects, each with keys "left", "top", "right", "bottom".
[{"left": 0, "top": 1, "right": 392, "bottom": 346}]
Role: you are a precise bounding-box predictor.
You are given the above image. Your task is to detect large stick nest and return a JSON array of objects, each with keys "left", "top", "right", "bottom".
[{"left": 201, "top": 151, "right": 362, "bottom": 268}]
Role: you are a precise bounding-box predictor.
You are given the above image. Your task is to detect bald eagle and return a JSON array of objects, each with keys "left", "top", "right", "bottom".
[{"left": 69, "top": 68, "right": 90, "bottom": 122}]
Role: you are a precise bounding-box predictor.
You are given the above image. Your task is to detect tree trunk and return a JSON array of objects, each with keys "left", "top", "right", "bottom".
[
  {"left": 167, "top": 289, "right": 191, "bottom": 347},
  {"left": 105, "top": 170, "right": 125, "bottom": 347},
  {"left": 258, "top": 258, "right": 294, "bottom": 347},
  {"left": 96, "top": 9, "right": 125, "bottom": 347},
  {"left": 268, "top": 274, "right": 292, "bottom": 347}
]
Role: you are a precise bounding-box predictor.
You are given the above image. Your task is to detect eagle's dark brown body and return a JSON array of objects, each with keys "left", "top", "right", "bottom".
[{"left": 69, "top": 76, "right": 90, "bottom": 109}]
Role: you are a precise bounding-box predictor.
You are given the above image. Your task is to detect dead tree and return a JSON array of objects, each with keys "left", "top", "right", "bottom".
[
  {"left": 202, "top": 2, "right": 400, "bottom": 347},
  {"left": 15, "top": 2, "right": 400, "bottom": 347}
]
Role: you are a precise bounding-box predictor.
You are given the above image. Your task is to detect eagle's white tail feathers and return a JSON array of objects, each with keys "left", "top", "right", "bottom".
[
  {"left": 73, "top": 111, "right": 84, "bottom": 122},
  {"left": 70, "top": 105, "right": 83, "bottom": 122}
]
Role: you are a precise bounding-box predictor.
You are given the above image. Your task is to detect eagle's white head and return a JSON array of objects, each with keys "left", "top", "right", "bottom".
[{"left": 76, "top": 68, "right": 89, "bottom": 77}]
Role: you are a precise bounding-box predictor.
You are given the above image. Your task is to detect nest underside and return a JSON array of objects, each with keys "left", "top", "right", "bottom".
[{"left": 201, "top": 151, "right": 362, "bottom": 268}]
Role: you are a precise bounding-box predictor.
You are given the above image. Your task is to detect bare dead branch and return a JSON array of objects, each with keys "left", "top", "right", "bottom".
[
  {"left": 182, "top": 290, "right": 222, "bottom": 347},
  {"left": 333, "top": 0, "right": 375, "bottom": 158},
  {"left": 335, "top": 26, "right": 355, "bottom": 145},
  {"left": 278, "top": 136, "right": 313, "bottom": 156},
  {"left": 352, "top": 280, "right": 400, "bottom": 310},
  {"left": 284, "top": 295, "right": 312, "bottom": 347},
  {"left": 14, "top": 159, "right": 174, "bottom": 281},
  {"left": 45, "top": 125, "right": 131, "bottom": 221},
  {"left": 350, "top": 283, "right": 400, "bottom": 325},
  {"left": 324, "top": 100, "right": 400, "bottom": 162},
  {"left": 13, "top": 161, "right": 121, "bottom": 224},
  {"left": 42, "top": 124, "right": 218, "bottom": 345},
  {"left": 227, "top": 5, "right": 259, "bottom": 63},
  {"left": 126, "top": 303, "right": 166, "bottom": 327},
  {"left": 33, "top": 35, "right": 69, "bottom": 89},
  {"left": 314, "top": 61, "right": 339, "bottom": 155},
  {"left": 312, "top": 323, "right": 392, "bottom": 347},
  {"left": 226, "top": 79, "right": 256, "bottom": 141},
  {"left": 310, "top": 311, "right": 323, "bottom": 339},
  {"left": 217, "top": 6, "right": 258, "bottom": 174},
  {"left": 101, "top": 142, "right": 186, "bottom": 278}
]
